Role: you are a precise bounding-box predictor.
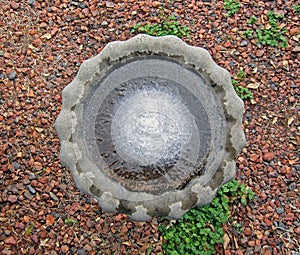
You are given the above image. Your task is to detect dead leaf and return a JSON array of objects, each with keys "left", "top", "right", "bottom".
[
  {"left": 282, "top": 60, "right": 288, "bottom": 67},
  {"left": 279, "top": 23, "right": 285, "bottom": 30},
  {"left": 247, "top": 83, "right": 260, "bottom": 89},
  {"left": 256, "top": 230, "right": 263, "bottom": 239},
  {"left": 265, "top": 24, "right": 271, "bottom": 29},
  {"left": 35, "top": 127, "right": 43, "bottom": 133},
  {"left": 28, "top": 89, "right": 34, "bottom": 97},
  {"left": 233, "top": 235, "right": 239, "bottom": 249},
  {"left": 223, "top": 232, "right": 230, "bottom": 250},
  {"left": 41, "top": 33, "right": 52, "bottom": 39},
  {"left": 288, "top": 117, "right": 294, "bottom": 126},
  {"left": 272, "top": 117, "right": 278, "bottom": 124},
  {"left": 270, "top": 60, "right": 277, "bottom": 69},
  {"left": 28, "top": 44, "right": 38, "bottom": 51},
  {"left": 40, "top": 238, "right": 49, "bottom": 246}
]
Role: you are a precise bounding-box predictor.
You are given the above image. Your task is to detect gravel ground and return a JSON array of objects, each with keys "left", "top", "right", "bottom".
[{"left": 0, "top": 0, "right": 299, "bottom": 254}]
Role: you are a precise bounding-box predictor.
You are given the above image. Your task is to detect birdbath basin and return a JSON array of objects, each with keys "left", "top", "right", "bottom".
[{"left": 55, "top": 34, "right": 246, "bottom": 221}]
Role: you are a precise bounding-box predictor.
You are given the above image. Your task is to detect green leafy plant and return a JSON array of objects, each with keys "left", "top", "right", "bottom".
[
  {"left": 25, "top": 222, "right": 34, "bottom": 235},
  {"left": 231, "top": 70, "right": 253, "bottom": 100},
  {"left": 64, "top": 218, "right": 78, "bottom": 224},
  {"left": 292, "top": 4, "right": 300, "bottom": 13},
  {"left": 243, "top": 11, "right": 288, "bottom": 48},
  {"left": 237, "top": 69, "right": 246, "bottom": 80},
  {"left": 131, "top": 14, "right": 190, "bottom": 38},
  {"left": 224, "top": 0, "right": 241, "bottom": 17},
  {"left": 242, "top": 29, "right": 253, "bottom": 38},
  {"left": 248, "top": 15, "right": 258, "bottom": 25},
  {"left": 160, "top": 179, "right": 255, "bottom": 255},
  {"left": 233, "top": 83, "right": 253, "bottom": 100}
]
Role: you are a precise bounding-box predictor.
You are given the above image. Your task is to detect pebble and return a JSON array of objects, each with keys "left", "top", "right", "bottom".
[
  {"left": 8, "top": 71, "right": 17, "bottom": 80},
  {"left": 23, "top": 190, "right": 35, "bottom": 200},
  {"left": 12, "top": 162, "right": 21, "bottom": 169},
  {"left": 4, "top": 236, "right": 16, "bottom": 245},
  {"left": 79, "top": 3, "right": 87, "bottom": 9},
  {"left": 7, "top": 195, "right": 18, "bottom": 203},
  {"left": 28, "top": 173, "right": 36, "bottom": 180},
  {"left": 288, "top": 182, "right": 296, "bottom": 191},
  {"left": 27, "top": 185, "right": 36, "bottom": 194},
  {"left": 106, "top": 1, "right": 114, "bottom": 8},
  {"left": 241, "top": 40, "right": 248, "bottom": 46},
  {"left": 275, "top": 207, "right": 284, "bottom": 214},
  {"left": 256, "top": 50, "right": 265, "bottom": 57},
  {"left": 49, "top": 192, "right": 59, "bottom": 201},
  {"left": 263, "top": 152, "right": 275, "bottom": 162},
  {"left": 101, "top": 21, "right": 109, "bottom": 27},
  {"left": 10, "top": 2, "right": 19, "bottom": 10},
  {"left": 77, "top": 248, "right": 86, "bottom": 255}
]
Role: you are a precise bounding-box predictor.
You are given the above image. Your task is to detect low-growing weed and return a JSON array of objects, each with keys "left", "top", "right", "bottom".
[
  {"left": 233, "top": 83, "right": 253, "bottom": 100},
  {"left": 131, "top": 15, "right": 190, "bottom": 38},
  {"left": 292, "top": 4, "right": 300, "bottom": 13},
  {"left": 224, "top": 0, "right": 241, "bottom": 17},
  {"left": 248, "top": 15, "right": 258, "bottom": 25},
  {"left": 160, "top": 179, "right": 255, "bottom": 255},
  {"left": 232, "top": 70, "right": 253, "bottom": 100},
  {"left": 243, "top": 11, "right": 288, "bottom": 48}
]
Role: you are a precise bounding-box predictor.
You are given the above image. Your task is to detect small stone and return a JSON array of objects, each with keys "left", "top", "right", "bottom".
[
  {"left": 285, "top": 213, "right": 295, "bottom": 221},
  {"left": 49, "top": 192, "right": 59, "bottom": 201},
  {"left": 24, "top": 190, "right": 35, "bottom": 200},
  {"left": 61, "top": 245, "right": 69, "bottom": 253},
  {"left": 105, "top": 1, "right": 114, "bottom": 8},
  {"left": 250, "top": 154, "right": 259, "bottom": 162},
  {"left": 10, "top": 1, "right": 19, "bottom": 10},
  {"left": 101, "top": 21, "right": 109, "bottom": 27},
  {"left": 28, "top": 173, "right": 36, "bottom": 180},
  {"left": 263, "top": 152, "right": 275, "bottom": 162},
  {"left": 77, "top": 248, "right": 86, "bottom": 255},
  {"left": 288, "top": 182, "right": 296, "bottom": 191},
  {"left": 27, "top": 185, "right": 36, "bottom": 194},
  {"left": 152, "top": 1, "right": 161, "bottom": 7},
  {"left": 79, "top": 3, "right": 87, "bottom": 9},
  {"left": 7, "top": 195, "right": 18, "bottom": 203},
  {"left": 8, "top": 71, "right": 17, "bottom": 80},
  {"left": 275, "top": 207, "right": 284, "bottom": 214},
  {"left": 292, "top": 46, "right": 300, "bottom": 52},
  {"left": 4, "top": 236, "right": 16, "bottom": 245},
  {"left": 241, "top": 40, "right": 248, "bottom": 46},
  {"left": 256, "top": 50, "right": 265, "bottom": 57},
  {"left": 248, "top": 240, "right": 255, "bottom": 247},
  {"left": 16, "top": 183, "right": 25, "bottom": 190}
]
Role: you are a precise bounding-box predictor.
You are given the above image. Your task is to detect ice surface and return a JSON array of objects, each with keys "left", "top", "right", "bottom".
[{"left": 111, "top": 87, "right": 193, "bottom": 166}]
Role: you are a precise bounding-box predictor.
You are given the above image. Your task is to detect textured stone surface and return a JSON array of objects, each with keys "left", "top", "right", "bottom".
[{"left": 55, "top": 34, "right": 246, "bottom": 221}]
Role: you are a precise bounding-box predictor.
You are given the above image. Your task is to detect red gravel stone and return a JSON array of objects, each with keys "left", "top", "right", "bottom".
[
  {"left": 4, "top": 236, "right": 16, "bottom": 245},
  {"left": 0, "top": 1, "right": 299, "bottom": 254},
  {"left": 263, "top": 152, "right": 275, "bottom": 162},
  {"left": 7, "top": 195, "right": 18, "bottom": 203}
]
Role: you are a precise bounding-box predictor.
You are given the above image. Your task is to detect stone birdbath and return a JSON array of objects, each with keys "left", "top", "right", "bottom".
[{"left": 55, "top": 34, "right": 245, "bottom": 221}]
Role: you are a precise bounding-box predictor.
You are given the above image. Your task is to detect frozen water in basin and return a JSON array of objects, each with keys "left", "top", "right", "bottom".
[{"left": 111, "top": 87, "right": 193, "bottom": 167}]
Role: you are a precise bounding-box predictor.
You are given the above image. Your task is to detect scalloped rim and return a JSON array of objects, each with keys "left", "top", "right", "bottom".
[{"left": 55, "top": 34, "right": 246, "bottom": 221}]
